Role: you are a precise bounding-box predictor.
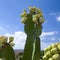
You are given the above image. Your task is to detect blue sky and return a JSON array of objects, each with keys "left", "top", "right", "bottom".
[{"left": 0, "top": 0, "right": 60, "bottom": 50}]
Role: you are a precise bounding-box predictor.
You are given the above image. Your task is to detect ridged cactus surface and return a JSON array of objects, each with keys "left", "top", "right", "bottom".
[
  {"left": 43, "top": 42, "right": 60, "bottom": 60},
  {"left": 0, "top": 36, "right": 15, "bottom": 60},
  {"left": 20, "top": 6, "right": 45, "bottom": 60}
]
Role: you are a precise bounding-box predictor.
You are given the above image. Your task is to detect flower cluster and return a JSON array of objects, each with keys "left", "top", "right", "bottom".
[
  {"left": 21, "top": 10, "right": 27, "bottom": 23},
  {"left": 43, "top": 43, "right": 60, "bottom": 60},
  {"left": 20, "top": 6, "right": 45, "bottom": 24},
  {"left": 0, "top": 36, "right": 15, "bottom": 48}
]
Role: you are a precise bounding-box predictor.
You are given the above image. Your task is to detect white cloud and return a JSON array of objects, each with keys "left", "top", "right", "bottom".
[
  {"left": 49, "top": 12, "right": 60, "bottom": 22},
  {"left": 41, "top": 31, "right": 58, "bottom": 37},
  {"left": 4, "top": 31, "right": 27, "bottom": 49},
  {"left": 14, "top": 31, "right": 27, "bottom": 49},
  {"left": 56, "top": 16, "right": 60, "bottom": 22},
  {"left": 4, "top": 31, "right": 58, "bottom": 50}
]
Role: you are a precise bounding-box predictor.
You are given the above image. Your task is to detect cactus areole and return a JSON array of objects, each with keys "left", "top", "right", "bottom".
[{"left": 21, "top": 6, "right": 45, "bottom": 60}]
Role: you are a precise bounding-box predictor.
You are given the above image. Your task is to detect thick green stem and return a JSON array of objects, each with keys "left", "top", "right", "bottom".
[
  {"left": 4, "top": 45, "right": 15, "bottom": 60},
  {"left": 21, "top": 6, "right": 44, "bottom": 60}
]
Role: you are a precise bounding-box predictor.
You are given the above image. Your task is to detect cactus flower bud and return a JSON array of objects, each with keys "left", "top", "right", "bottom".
[
  {"left": 33, "top": 14, "right": 40, "bottom": 19},
  {"left": 43, "top": 55, "right": 48, "bottom": 60},
  {"left": 44, "top": 46, "right": 52, "bottom": 54},
  {"left": 3, "top": 36, "right": 8, "bottom": 43},
  {"left": 51, "top": 44, "right": 57, "bottom": 48},
  {"left": 45, "top": 51, "right": 52, "bottom": 58},
  {"left": 39, "top": 17, "right": 45, "bottom": 23},
  {"left": 0, "top": 36, "right": 8, "bottom": 43},
  {"left": 28, "top": 6, "right": 36, "bottom": 12},
  {"left": 52, "top": 54, "right": 60, "bottom": 60},
  {"left": 32, "top": 17, "right": 37, "bottom": 23},
  {"left": 48, "top": 58, "right": 54, "bottom": 60},
  {"left": 23, "top": 9, "right": 26, "bottom": 12},
  {"left": 9, "top": 36, "right": 14, "bottom": 42},
  {"left": 21, "top": 17, "right": 27, "bottom": 23},
  {"left": 51, "top": 47, "right": 59, "bottom": 54},
  {"left": 37, "top": 8, "right": 43, "bottom": 16},
  {"left": 21, "top": 12, "right": 27, "bottom": 17},
  {"left": 9, "top": 42, "right": 15, "bottom": 47},
  {"left": 58, "top": 43, "right": 60, "bottom": 51},
  {"left": 43, "top": 43, "right": 60, "bottom": 60}
]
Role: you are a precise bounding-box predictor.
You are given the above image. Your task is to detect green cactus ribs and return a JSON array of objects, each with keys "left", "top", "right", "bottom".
[
  {"left": 43, "top": 42, "right": 60, "bottom": 60},
  {"left": 0, "top": 36, "right": 15, "bottom": 60},
  {"left": 20, "top": 6, "right": 45, "bottom": 60}
]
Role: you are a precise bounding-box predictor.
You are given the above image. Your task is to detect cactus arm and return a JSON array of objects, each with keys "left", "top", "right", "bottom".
[
  {"left": 23, "top": 14, "right": 35, "bottom": 60},
  {"left": 3, "top": 44, "right": 15, "bottom": 60}
]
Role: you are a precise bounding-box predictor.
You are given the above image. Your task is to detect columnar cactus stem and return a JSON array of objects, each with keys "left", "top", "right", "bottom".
[{"left": 21, "top": 6, "right": 45, "bottom": 60}]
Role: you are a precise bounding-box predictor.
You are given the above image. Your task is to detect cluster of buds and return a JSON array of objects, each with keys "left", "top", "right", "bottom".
[
  {"left": 43, "top": 42, "right": 60, "bottom": 60},
  {"left": 21, "top": 10, "right": 27, "bottom": 23},
  {"left": 0, "top": 36, "right": 15, "bottom": 48},
  {"left": 20, "top": 6, "right": 45, "bottom": 24}
]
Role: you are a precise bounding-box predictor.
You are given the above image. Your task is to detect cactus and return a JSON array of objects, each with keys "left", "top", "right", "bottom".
[
  {"left": 0, "top": 36, "right": 15, "bottom": 60},
  {"left": 43, "top": 42, "right": 60, "bottom": 60},
  {"left": 3, "top": 44, "right": 15, "bottom": 60},
  {"left": 20, "top": 6, "right": 45, "bottom": 60}
]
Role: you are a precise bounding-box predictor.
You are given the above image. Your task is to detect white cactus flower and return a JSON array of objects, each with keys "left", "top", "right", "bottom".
[
  {"left": 21, "top": 17, "right": 27, "bottom": 23},
  {"left": 28, "top": 6, "right": 36, "bottom": 12},
  {"left": 0, "top": 36, "right": 8, "bottom": 43},
  {"left": 37, "top": 8, "right": 43, "bottom": 16},
  {"left": 33, "top": 14, "right": 40, "bottom": 19},
  {"left": 32, "top": 17, "right": 37, "bottom": 23},
  {"left": 39, "top": 17, "right": 45, "bottom": 23},
  {"left": 21, "top": 12, "right": 27, "bottom": 17}
]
